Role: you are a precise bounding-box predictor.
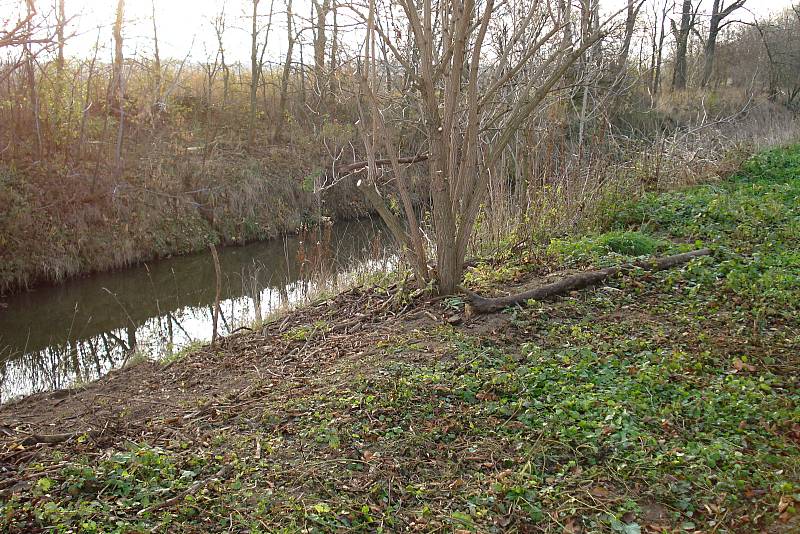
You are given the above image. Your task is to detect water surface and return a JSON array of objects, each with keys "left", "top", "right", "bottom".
[{"left": 0, "top": 219, "right": 390, "bottom": 402}]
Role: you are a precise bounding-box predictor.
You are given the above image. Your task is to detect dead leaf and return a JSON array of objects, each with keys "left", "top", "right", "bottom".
[
  {"left": 495, "top": 469, "right": 514, "bottom": 481},
  {"left": 563, "top": 516, "right": 583, "bottom": 533},
  {"left": 778, "top": 494, "right": 795, "bottom": 515},
  {"left": 476, "top": 391, "right": 498, "bottom": 401},
  {"left": 733, "top": 358, "right": 756, "bottom": 372},
  {"left": 622, "top": 511, "right": 636, "bottom": 523}
]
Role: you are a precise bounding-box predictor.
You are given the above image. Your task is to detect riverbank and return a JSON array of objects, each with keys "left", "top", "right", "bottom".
[
  {"left": 0, "top": 218, "right": 390, "bottom": 401},
  {"left": 2, "top": 97, "right": 792, "bottom": 298},
  {"left": 1, "top": 145, "right": 798, "bottom": 532},
  {"left": 0, "top": 151, "right": 374, "bottom": 296}
]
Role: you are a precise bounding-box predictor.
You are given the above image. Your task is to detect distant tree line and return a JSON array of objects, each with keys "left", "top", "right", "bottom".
[{"left": 1, "top": 0, "right": 798, "bottom": 294}]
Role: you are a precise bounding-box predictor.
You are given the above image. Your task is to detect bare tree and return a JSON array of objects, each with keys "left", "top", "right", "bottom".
[
  {"left": 753, "top": 19, "right": 777, "bottom": 99},
  {"left": 650, "top": 0, "right": 672, "bottom": 99},
  {"left": 55, "top": 0, "right": 65, "bottom": 76},
  {"left": 212, "top": 8, "right": 230, "bottom": 108},
  {"left": 0, "top": 0, "right": 43, "bottom": 48},
  {"left": 150, "top": 0, "right": 162, "bottom": 108},
  {"left": 112, "top": 0, "right": 125, "bottom": 175},
  {"left": 577, "top": 0, "right": 601, "bottom": 152},
  {"left": 312, "top": 0, "right": 331, "bottom": 105},
  {"left": 248, "top": 0, "right": 275, "bottom": 147},
  {"left": 751, "top": 8, "right": 800, "bottom": 106},
  {"left": 22, "top": 0, "right": 42, "bottom": 158},
  {"left": 76, "top": 29, "right": 100, "bottom": 160},
  {"left": 355, "top": 0, "right": 615, "bottom": 294},
  {"left": 700, "top": 0, "right": 746, "bottom": 88},
  {"left": 248, "top": 0, "right": 261, "bottom": 147},
  {"left": 328, "top": 0, "right": 338, "bottom": 97},
  {"left": 273, "top": 0, "right": 295, "bottom": 142},
  {"left": 616, "top": 0, "right": 645, "bottom": 74}
]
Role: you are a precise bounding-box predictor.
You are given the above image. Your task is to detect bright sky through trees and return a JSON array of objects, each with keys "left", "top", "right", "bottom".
[{"left": 8, "top": 0, "right": 796, "bottom": 64}]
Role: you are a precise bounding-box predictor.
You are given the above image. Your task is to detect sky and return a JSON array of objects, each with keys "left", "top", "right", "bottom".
[
  {"left": 13, "top": 0, "right": 800, "bottom": 64},
  {"left": 61, "top": 0, "right": 331, "bottom": 64}
]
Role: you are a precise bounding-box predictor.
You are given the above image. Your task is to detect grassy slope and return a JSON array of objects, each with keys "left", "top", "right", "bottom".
[{"left": 2, "top": 146, "right": 799, "bottom": 532}]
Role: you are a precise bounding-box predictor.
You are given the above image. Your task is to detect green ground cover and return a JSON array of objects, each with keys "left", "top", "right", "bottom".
[{"left": 2, "top": 146, "right": 799, "bottom": 532}]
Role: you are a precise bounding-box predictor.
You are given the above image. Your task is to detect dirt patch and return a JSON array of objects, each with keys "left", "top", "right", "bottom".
[{"left": 0, "top": 284, "right": 453, "bottom": 462}]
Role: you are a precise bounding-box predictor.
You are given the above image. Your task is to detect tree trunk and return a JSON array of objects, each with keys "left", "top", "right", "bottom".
[
  {"left": 616, "top": 0, "right": 641, "bottom": 73},
  {"left": 151, "top": 0, "right": 162, "bottom": 107},
  {"left": 312, "top": 0, "right": 330, "bottom": 106},
  {"left": 329, "top": 0, "right": 338, "bottom": 97},
  {"left": 577, "top": 0, "right": 598, "bottom": 152},
  {"left": 23, "top": 3, "right": 42, "bottom": 159},
  {"left": 248, "top": 0, "right": 260, "bottom": 147},
  {"left": 436, "top": 237, "right": 463, "bottom": 296},
  {"left": 56, "top": 0, "right": 65, "bottom": 72},
  {"left": 700, "top": 0, "right": 745, "bottom": 88},
  {"left": 76, "top": 30, "right": 100, "bottom": 161},
  {"left": 54, "top": 0, "right": 66, "bottom": 144},
  {"left": 272, "top": 0, "right": 294, "bottom": 143},
  {"left": 213, "top": 10, "right": 229, "bottom": 108},
  {"left": 651, "top": 0, "right": 668, "bottom": 99},
  {"left": 672, "top": 0, "right": 692, "bottom": 91},
  {"left": 113, "top": 0, "right": 125, "bottom": 176}
]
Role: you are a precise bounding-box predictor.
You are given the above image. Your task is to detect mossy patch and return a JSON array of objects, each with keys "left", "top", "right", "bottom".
[{"left": 548, "top": 230, "right": 667, "bottom": 264}]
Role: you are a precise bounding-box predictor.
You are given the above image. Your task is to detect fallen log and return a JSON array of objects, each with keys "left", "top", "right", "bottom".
[
  {"left": 19, "top": 429, "right": 101, "bottom": 446},
  {"left": 465, "top": 249, "right": 711, "bottom": 314}
]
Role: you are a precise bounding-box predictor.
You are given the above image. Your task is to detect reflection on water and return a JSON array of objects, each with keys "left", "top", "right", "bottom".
[{"left": 0, "top": 219, "right": 391, "bottom": 402}]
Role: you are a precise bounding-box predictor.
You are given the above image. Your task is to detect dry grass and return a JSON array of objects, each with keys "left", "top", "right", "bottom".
[{"left": 471, "top": 96, "right": 799, "bottom": 258}]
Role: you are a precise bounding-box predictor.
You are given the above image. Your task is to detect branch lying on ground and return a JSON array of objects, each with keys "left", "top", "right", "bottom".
[
  {"left": 464, "top": 249, "right": 712, "bottom": 314},
  {"left": 19, "top": 429, "right": 101, "bottom": 446},
  {"left": 334, "top": 154, "right": 429, "bottom": 176}
]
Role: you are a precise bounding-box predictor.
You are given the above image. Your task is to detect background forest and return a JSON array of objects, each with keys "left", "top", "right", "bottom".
[{"left": 0, "top": 0, "right": 798, "bottom": 293}]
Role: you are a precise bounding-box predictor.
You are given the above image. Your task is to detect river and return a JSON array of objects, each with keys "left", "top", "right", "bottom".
[{"left": 0, "top": 219, "right": 391, "bottom": 402}]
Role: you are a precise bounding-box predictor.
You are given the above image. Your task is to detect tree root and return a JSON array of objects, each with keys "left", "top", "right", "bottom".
[{"left": 464, "top": 249, "right": 711, "bottom": 314}]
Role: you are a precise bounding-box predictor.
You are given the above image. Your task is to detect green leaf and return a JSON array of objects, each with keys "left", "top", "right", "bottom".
[
  {"left": 313, "top": 503, "right": 331, "bottom": 514},
  {"left": 611, "top": 518, "right": 641, "bottom": 534},
  {"left": 451, "top": 510, "right": 474, "bottom": 526},
  {"left": 37, "top": 477, "right": 54, "bottom": 492}
]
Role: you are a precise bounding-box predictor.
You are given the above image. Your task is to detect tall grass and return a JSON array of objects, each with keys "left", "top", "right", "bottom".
[{"left": 471, "top": 96, "right": 799, "bottom": 258}]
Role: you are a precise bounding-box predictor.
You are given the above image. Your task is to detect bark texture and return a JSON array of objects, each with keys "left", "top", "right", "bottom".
[{"left": 672, "top": 0, "right": 694, "bottom": 90}]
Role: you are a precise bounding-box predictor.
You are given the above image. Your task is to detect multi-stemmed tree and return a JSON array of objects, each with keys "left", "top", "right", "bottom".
[{"left": 354, "top": 0, "right": 623, "bottom": 294}]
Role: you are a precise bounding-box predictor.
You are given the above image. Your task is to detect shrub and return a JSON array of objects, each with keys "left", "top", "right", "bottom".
[{"left": 548, "top": 230, "right": 666, "bottom": 263}]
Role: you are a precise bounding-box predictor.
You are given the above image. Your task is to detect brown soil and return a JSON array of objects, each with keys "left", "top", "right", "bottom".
[{"left": 0, "top": 284, "right": 468, "bottom": 469}]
